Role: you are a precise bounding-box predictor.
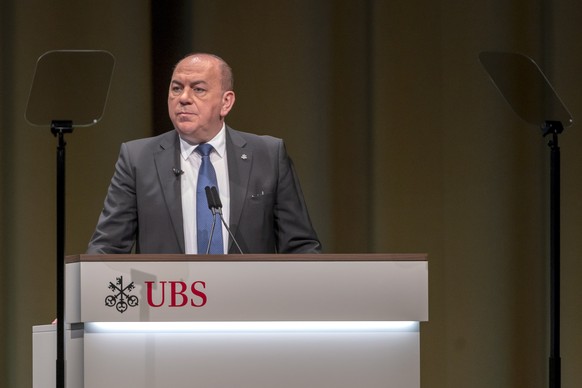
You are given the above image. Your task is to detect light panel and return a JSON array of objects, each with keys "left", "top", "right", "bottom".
[{"left": 85, "top": 321, "right": 419, "bottom": 333}]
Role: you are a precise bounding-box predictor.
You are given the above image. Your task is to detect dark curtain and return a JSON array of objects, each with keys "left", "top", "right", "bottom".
[{"left": 151, "top": 2, "right": 193, "bottom": 135}]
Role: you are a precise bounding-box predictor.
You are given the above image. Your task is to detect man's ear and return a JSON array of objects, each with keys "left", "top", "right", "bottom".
[{"left": 220, "top": 91, "right": 236, "bottom": 117}]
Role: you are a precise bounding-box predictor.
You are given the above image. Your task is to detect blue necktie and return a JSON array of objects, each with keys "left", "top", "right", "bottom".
[{"left": 196, "top": 143, "right": 224, "bottom": 254}]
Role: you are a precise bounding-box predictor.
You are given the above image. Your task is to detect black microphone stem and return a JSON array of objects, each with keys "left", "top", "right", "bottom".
[
  {"left": 218, "top": 214, "right": 244, "bottom": 254},
  {"left": 209, "top": 186, "right": 243, "bottom": 254},
  {"left": 205, "top": 214, "right": 218, "bottom": 255},
  {"left": 204, "top": 186, "right": 218, "bottom": 254}
]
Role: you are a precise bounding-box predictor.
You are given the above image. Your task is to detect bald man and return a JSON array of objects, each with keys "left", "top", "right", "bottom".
[{"left": 87, "top": 53, "right": 321, "bottom": 254}]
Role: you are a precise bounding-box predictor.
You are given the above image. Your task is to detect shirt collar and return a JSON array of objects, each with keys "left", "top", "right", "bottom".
[{"left": 179, "top": 123, "right": 226, "bottom": 161}]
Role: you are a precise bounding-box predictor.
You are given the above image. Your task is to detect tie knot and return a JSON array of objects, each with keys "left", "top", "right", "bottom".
[{"left": 196, "top": 143, "right": 214, "bottom": 157}]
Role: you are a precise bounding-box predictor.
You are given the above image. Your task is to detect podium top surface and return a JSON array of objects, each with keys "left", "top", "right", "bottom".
[
  {"left": 66, "top": 253, "right": 427, "bottom": 263},
  {"left": 65, "top": 253, "right": 428, "bottom": 322}
]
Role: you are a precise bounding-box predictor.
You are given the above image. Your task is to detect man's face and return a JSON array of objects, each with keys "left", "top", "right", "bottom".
[{"left": 168, "top": 55, "right": 235, "bottom": 143}]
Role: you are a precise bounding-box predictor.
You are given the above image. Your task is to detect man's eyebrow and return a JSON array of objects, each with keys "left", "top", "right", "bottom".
[{"left": 170, "top": 80, "right": 208, "bottom": 86}]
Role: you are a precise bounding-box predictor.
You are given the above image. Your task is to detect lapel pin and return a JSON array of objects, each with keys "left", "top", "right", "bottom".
[{"left": 241, "top": 154, "right": 248, "bottom": 160}]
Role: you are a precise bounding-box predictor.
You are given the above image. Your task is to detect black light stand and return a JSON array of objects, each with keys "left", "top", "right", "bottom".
[
  {"left": 52, "top": 120, "right": 73, "bottom": 388},
  {"left": 543, "top": 120, "right": 563, "bottom": 388},
  {"left": 479, "top": 51, "right": 573, "bottom": 388},
  {"left": 25, "top": 50, "right": 114, "bottom": 388}
]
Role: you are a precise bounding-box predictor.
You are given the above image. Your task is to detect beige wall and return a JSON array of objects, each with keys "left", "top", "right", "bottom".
[
  {"left": 0, "top": 2, "right": 154, "bottom": 387},
  {"left": 1, "top": 1, "right": 582, "bottom": 388}
]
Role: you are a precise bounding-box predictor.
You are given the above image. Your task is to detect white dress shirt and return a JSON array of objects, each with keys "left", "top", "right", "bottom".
[{"left": 179, "top": 124, "right": 230, "bottom": 254}]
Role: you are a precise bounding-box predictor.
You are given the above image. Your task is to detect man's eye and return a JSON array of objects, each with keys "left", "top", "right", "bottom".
[
  {"left": 171, "top": 86, "right": 182, "bottom": 94},
  {"left": 193, "top": 87, "right": 205, "bottom": 93}
]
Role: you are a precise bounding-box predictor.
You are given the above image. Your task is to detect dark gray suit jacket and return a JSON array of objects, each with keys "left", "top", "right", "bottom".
[{"left": 87, "top": 126, "right": 321, "bottom": 254}]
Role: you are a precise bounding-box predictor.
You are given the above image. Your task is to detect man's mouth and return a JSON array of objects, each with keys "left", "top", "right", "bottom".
[{"left": 177, "top": 112, "right": 197, "bottom": 120}]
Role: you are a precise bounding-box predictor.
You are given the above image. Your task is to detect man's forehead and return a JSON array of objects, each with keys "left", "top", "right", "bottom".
[
  {"left": 188, "top": 55, "right": 205, "bottom": 63},
  {"left": 173, "top": 57, "right": 216, "bottom": 76},
  {"left": 179, "top": 54, "right": 217, "bottom": 68}
]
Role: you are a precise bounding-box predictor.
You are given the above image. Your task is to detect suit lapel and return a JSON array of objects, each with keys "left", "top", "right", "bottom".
[
  {"left": 225, "top": 126, "right": 251, "bottom": 252},
  {"left": 154, "top": 131, "right": 185, "bottom": 253}
]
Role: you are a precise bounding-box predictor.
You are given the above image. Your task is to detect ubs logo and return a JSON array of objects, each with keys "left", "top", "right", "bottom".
[
  {"left": 105, "top": 276, "right": 139, "bottom": 313},
  {"left": 145, "top": 281, "right": 207, "bottom": 308}
]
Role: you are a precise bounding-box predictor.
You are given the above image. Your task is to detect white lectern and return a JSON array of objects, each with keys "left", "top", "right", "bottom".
[{"left": 33, "top": 254, "right": 428, "bottom": 388}]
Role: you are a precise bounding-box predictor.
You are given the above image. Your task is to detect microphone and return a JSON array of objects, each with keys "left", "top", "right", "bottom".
[
  {"left": 209, "top": 186, "right": 222, "bottom": 213},
  {"left": 204, "top": 186, "right": 217, "bottom": 215},
  {"left": 172, "top": 167, "right": 184, "bottom": 177},
  {"left": 210, "top": 186, "right": 244, "bottom": 254},
  {"left": 204, "top": 186, "right": 219, "bottom": 254}
]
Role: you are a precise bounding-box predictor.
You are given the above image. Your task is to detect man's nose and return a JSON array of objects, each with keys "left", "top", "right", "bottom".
[{"left": 179, "top": 88, "right": 193, "bottom": 103}]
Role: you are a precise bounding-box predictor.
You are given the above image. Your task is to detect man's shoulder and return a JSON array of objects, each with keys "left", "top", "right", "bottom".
[
  {"left": 124, "top": 130, "right": 178, "bottom": 150},
  {"left": 227, "top": 126, "right": 282, "bottom": 148}
]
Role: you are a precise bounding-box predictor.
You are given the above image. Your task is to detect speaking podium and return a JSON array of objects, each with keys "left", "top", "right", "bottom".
[{"left": 33, "top": 253, "right": 428, "bottom": 388}]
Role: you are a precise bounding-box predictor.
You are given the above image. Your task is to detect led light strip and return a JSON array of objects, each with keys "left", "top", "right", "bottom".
[{"left": 85, "top": 321, "right": 419, "bottom": 333}]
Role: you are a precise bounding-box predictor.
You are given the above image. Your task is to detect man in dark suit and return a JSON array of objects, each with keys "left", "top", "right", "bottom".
[{"left": 87, "top": 53, "right": 321, "bottom": 254}]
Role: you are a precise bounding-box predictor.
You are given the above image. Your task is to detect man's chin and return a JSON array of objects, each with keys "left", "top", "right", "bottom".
[
  {"left": 174, "top": 121, "right": 223, "bottom": 143},
  {"left": 175, "top": 126, "right": 207, "bottom": 143}
]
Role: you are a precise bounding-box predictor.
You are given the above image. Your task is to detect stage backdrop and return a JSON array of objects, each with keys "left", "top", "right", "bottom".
[{"left": 1, "top": 1, "right": 582, "bottom": 388}]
